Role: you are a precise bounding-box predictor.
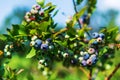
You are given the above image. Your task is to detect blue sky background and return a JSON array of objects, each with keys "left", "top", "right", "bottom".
[{"left": 0, "top": 0, "right": 120, "bottom": 29}]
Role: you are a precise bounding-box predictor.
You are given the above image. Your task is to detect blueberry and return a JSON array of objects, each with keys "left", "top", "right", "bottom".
[
  {"left": 86, "top": 59, "right": 92, "bottom": 65},
  {"left": 92, "top": 32, "right": 99, "bottom": 38},
  {"left": 41, "top": 43, "right": 49, "bottom": 50},
  {"left": 90, "top": 54, "right": 97, "bottom": 63},
  {"left": 46, "top": 38, "right": 52, "bottom": 43},
  {"left": 63, "top": 53, "right": 69, "bottom": 58},
  {"left": 99, "top": 33, "right": 105, "bottom": 39},
  {"left": 88, "top": 48, "right": 95, "bottom": 54},
  {"left": 97, "top": 37, "right": 102, "bottom": 43},
  {"left": 83, "top": 53, "right": 90, "bottom": 60},
  {"left": 34, "top": 39, "right": 42, "bottom": 49},
  {"left": 81, "top": 60, "right": 87, "bottom": 66},
  {"left": 71, "top": 59, "right": 77, "bottom": 65}
]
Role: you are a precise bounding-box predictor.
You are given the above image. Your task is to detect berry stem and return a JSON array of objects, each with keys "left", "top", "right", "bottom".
[{"left": 105, "top": 63, "right": 120, "bottom": 80}]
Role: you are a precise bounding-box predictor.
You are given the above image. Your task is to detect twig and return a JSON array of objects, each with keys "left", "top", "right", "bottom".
[
  {"left": 72, "top": 0, "right": 82, "bottom": 29},
  {"left": 53, "top": 28, "right": 68, "bottom": 37},
  {"left": 105, "top": 63, "right": 120, "bottom": 80},
  {"left": 89, "top": 69, "right": 92, "bottom": 80},
  {"left": 72, "top": 0, "right": 91, "bottom": 38},
  {"left": 79, "top": 67, "right": 89, "bottom": 78}
]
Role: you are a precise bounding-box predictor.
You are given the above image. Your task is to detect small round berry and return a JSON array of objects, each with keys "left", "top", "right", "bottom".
[
  {"left": 34, "top": 39, "right": 42, "bottom": 49},
  {"left": 26, "top": 12, "right": 31, "bottom": 16},
  {"left": 86, "top": 59, "right": 92, "bottom": 65},
  {"left": 63, "top": 53, "right": 69, "bottom": 58},
  {"left": 49, "top": 45, "right": 54, "bottom": 49},
  {"left": 30, "top": 41, "right": 35, "bottom": 46},
  {"left": 65, "top": 34, "right": 70, "bottom": 39},
  {"left": 78, "top": 57, "right": 84, "bottom": 62},
  {"left": 92, "top": 32, "right": 99, "bottom": 38},
  {"left": 97, "top": 37, "right": 102, "bottom": 43},
  {"left": 41, "top": 43, "right": 49, "bottom": 50},
  {"left": 26, "top": 18, "right": 31, "bottom": 22},
  {"left": 71, "top": 59, "right": 77, "bottom": 65},
  {"left": 39, "top": 11, "right": 44, "bottom": 16},
  {"left": 74, "top": 43, "right": 77, "bottom": 47},
  {"left": 80, "top": 51, "right": 84, "bottom": 56},
  {"left": 31, "top": 36, "right": 38, "bottom": 41},
  {"left": 32, "top": 4, "right": 41, "bottom": 10},
  {"left": 99, "top": 33, "right": 105, "bottom": 39},
  {"left": 29, "top": 16, "right": 36, "bottom": 21},
  {"left": 81, "top": 60, "right": 87, "bottom": 66},
  {"left": 88, "top": 48, "right": 95, "bottom": 54},
  {"left": 90, "top": 54, "right": 97, "bottom": 63},
  {"left": 31, "top": 9, "right": 38, "bottom": 14},
  {"left": 39, "top": 59, "right": 45, "bottom": 64},
  {"left": 6, "top": 52, "right": 11, "bottom": 56},
  {"left": 83, "top": 53, "right": 90, "bottom": 60},
  {"left": 5, "top": 45, "right": 9, "bottom": 49},
  {"left": 46, "top": 38, "right": 52, "bottom": 43},
  {"left": 24, "top": 15, "right": 29, "bottom": 19}
]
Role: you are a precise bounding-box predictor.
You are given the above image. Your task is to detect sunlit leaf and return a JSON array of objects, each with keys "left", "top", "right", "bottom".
[{"left": 26, "top": 48, "right": 36, "bottom": 58}]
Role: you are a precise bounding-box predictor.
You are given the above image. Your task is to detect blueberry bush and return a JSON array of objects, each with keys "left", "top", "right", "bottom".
[{"left": 0, "top": 0, "right": 120, "bottom": 80}]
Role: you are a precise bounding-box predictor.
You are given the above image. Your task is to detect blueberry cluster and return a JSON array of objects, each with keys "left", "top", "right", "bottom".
[
  {"left": 78, "top": 49, "right": 97, "bottom": 66},
  {"left": 92, "top": 32, "right": 105, "bottom": 44},
  {"left": 4, "top": 44, "right": 13, "bottom": 57},
  {"left": 24, "top": 4, "right": 44, "bottom": 22},
  {"left": 30, "top": 36, "right": 53, "bottom": 50}
]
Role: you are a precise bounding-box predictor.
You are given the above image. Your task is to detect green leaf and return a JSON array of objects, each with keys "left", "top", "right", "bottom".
[
  {"left": 0, "top": 34, "right": 7, "bottom": 41},
  {"left": 107, "top": 27, "right": 118, "bottom": 33},
  {"left": 36, "top": 0, "right": 45, "bottom": 7},
  {"left": 77, "top": 28, "right": 84, "bottom": 37},
  {"left": 52, "top": 9, "right": 59, "bottom": 17},
  {"left": 44, "top": 2, "right": 52, "bottom": 8},
  {"left": 26, "top": 48, "right": 36, "bottom": 58},
  {"left": 39, "top": 21, "right": 50, "bottom": 32},
  {"left": 99, "top": 46, "right": 108, "bottom": 56}
]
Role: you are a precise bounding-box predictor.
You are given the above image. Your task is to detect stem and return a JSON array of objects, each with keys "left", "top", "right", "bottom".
[
  {"left": 72, "top": 0, "right": 91, "bottom": 38},
  {"left": 72, "top": 0, "right": 82, "bottom": 29},
  {"left": 89, "top": 69, "right": 92, "bottom": 80},
  {"left": 105, "top": 63, "right": 120, "bottom": 80},
  {"left": 53, "top": 28, "right": 68, "bottom": 37},
  {"left": 79, "top": 67, "right": 89, "bottom": 78}
]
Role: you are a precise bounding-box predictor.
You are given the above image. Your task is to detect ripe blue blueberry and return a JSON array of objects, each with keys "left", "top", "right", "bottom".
[
  {"left": 41, "top": 43, "right": 49, "bottom": 50},
  {"left": 46, "top": 38, "right": 52, "bottom": 43},
  {"left": 99, "top": 33, "right": 105, "bottom": 39},
  {"left": 34, "top": 39, "right": 42, "bottom": 49},
  {"left": 90, "top": 54, "right": 97, "bottom": 63},
  {"left": 83, "top": 53, "right": 90, "bottom": 60},
  {"left": 92, "top": 32, "right": 99, "bottom": 38}
]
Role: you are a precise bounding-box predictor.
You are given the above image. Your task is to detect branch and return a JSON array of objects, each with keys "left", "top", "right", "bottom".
[
  {"left": 72, "top": 0, "right": 82, "bottom": 29},
  {"left": 53, "top": 28, "right": 68, "bottom": 37},
  {"left": 79, "top": 67, "right": 89, "bottom": 78},
  {"left": 88, "top": 69, "right": 93, "bottom": 80},
  {"left": 72, "top": 0, "right": 91, "bottom": 38},
  {"left": 105, "top": 63, "right": 120, "bottom": 80}
]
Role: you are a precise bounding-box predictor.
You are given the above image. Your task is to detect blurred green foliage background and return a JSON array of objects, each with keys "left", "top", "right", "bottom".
[{"left": 0, "top": 0, "right": 120, "bottom": 80}]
